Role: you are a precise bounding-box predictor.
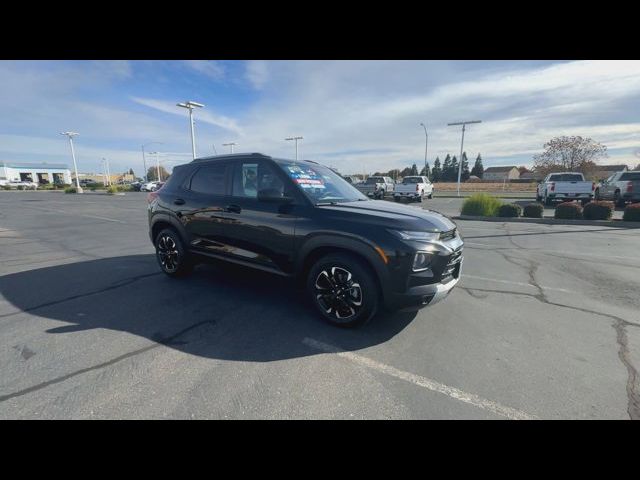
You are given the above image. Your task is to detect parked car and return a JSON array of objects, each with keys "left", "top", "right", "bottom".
[
  {"left": 595, "top": 171, "right": 640, "bottom": 207},
  {"left": 141, "top": 181, "right": 159, "bottom": 192},
  {"left": 355, "top": 176, "right": 395, "bottom": 199},
  {"left": 536, "top": 172, "right": 595, "bottom": 206},
  {"left": 147, "top": 153, "right": 463, "bottom": 327},
  {"left": 394, "top": 176, "right": 434, "bottom": 202},
  {"left": 8, "top": 180, "right": 38, "bottom": 190}
]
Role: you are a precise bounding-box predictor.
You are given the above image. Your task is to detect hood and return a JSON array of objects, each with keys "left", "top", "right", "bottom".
[{"left": 318, "top": 200, "right": 456, "bottom": 232}]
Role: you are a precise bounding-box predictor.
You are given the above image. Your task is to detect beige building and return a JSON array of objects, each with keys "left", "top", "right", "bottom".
[
  {"left": 482, "top": 166, "right": 520, "bottom": 181},
  {"left": 73, "top": 173, "right": 135, "bottom": 184}
]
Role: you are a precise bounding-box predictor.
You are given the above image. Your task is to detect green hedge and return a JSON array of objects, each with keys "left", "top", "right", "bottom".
[
  {"left": 523, "top": 202, "right": 544, "bottom": 218},
  {"left": 497, "top": 203, "right": 522, "bottom": 217},
  {"left": 555, "top": 201, "right": 583, "bottom": 219},
  {"left": 106, "top": 185, "right": 119, "bottom": 194},
  {"left": 461, "top": 193, "right": 502, "bottom": 217},
  {"left": 623, "top": 203, "right": 640, "bottom": 222},
  {"left": 583, "top": 201, "right": 614, "bottom": 220},
  {"left": 64, "top": 187, "right": 77, "bottom": 194}
]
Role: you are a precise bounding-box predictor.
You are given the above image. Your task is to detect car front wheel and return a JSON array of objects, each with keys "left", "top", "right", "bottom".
[
  {"left": 307, "top": 253, "right": 379, "bottom": 328},
  {"left": 155, "top": 228, "right": 193, "bottom": 277}
]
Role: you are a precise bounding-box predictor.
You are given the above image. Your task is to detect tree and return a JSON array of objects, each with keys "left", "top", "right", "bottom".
[
  {"left": 461, "top": 152, "right": 470, "bottom": 182},
  {"left": 128, "top": 168, "right": 135, "bottom": 175},
  {"left": 471, "top": 153, "right": 484, "bottom": 178},
  {"left": 420, "top": 162, "right": 431, "bottom": 179},
  {"left": 410, "top": 163, "right": 419, "bottom": 175},
  {"left": 449, "top": 155, "right": 459, "bottom": 182},
  {"left": 432, "top": 157, "right": 442, "bottom": 182},
  {"left": 533, "top": 136, "right": 607, "bottom": 177},
  {"left": 400, "top": 167, "right": 413, "bottom": 178},
  {"left": 442, "top": 154, "right": 452, "bottom": 181},
  {"left": 147, "top": 166, "right": 170, "bottom": 181}
]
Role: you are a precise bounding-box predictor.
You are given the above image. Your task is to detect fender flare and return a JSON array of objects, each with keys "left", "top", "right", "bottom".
[{"left": 149, "top": 213, "right": 189, "bottom": 246}]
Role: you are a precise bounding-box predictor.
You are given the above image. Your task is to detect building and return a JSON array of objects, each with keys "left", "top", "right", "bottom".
[
  {"left": 482, "top": 166, "right": 520, "bottom": 181},
  {"left": 73, "top": 173, "right": 136, "bottom": 184},
  {"left": 520, "top": 171, "right": 544, "bottom": 181},
  {"left": 592, "top": 164, "right": 628, "bottom": 180},
  {"left": 0, "top": 161, "right": 71, "bottom": 185}
]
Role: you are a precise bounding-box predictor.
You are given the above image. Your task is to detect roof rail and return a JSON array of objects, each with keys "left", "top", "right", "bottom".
[{"left": 191, "top": 153, "right": 270, "bottom": 163}]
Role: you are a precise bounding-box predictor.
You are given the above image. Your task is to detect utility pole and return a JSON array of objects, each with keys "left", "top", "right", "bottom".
[
  {"left": 447, "top": 120, "right": 482, "bottom": 196},
  {"left": 420, "top": 123, "right": 428, "bottom": 179},
  {"left": 285, "top": 136, "right": 303, "bottom": 163},
  {"left": 60, "top": 132, "right": 82, "bottom": 193},
  {"left": 177, "top": 101, "right": 204, "bottom": 160},
  {"left": 222, "top": 142, "right": 237, "bottom": 154},
  {"left": 142, "top": 142, "right": 163, "bottom": 182}
]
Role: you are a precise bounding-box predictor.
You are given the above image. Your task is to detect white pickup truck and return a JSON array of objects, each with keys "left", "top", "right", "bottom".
[
  {"left": 536, "top": 172, "right": 595, "bottom": 206},
  {"left": 393, "top": 176, "right": 434, "bottom": 202}
]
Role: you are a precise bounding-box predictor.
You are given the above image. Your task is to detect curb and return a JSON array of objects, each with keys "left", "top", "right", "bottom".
[{"left": 454, "top": 215, "right": 640, "bottom": 228}]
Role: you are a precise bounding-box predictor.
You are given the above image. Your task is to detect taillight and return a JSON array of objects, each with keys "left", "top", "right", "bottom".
[
  {"left": 550, "top": 182, "right": 555, "bottom": 192},
  {"left": 592, "top": 182, "right": 596, "bottom": 191},
  {"left": 147, "top": 191, "right": 159, "bottom": 203},
  {"left": 627, "top": 181, "right": 633, "bottom": 193}
]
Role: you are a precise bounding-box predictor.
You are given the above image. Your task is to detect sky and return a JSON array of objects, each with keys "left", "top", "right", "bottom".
[{"left": 1, "top": 60, "right": 640, "bottom": 177}]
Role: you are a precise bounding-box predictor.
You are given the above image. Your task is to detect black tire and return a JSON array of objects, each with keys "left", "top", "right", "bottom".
[
  {"left": 417, "top": 193, "right": 423, "bottom": 203},
  {"left": 594, "top": 188, "right": 600, "bottom": 201},
  {"left": 536, "top": 194, "right": 542, "bottom": 202},
  {"left": 307, "top": 253, "right": 380, "bottom": 328},
  {"left": 428, "top": 193, "right": 433, "bottom": 199},
  {"left": 614, "top": 191, "right": 625, "bottom": 208},
  {"left": 155, "top": 228, "right": 193, "bottom": 277},
  {"left": 544, "top": 193, "right": 552, "bottom": 206}
]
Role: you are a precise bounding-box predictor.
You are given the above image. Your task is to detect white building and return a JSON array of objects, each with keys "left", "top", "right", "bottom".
[
  {"left": 483, "top": 166, "right": 520, "bottom": 181},
  {"left": 0, "top": 161, "right": 72, "bottom": 185}
]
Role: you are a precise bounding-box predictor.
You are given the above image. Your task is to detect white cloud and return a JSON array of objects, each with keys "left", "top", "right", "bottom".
[
  {"left": 245, "top": 61, "right": 269, "bottom": 90},
  {"left": 183, "top": 60, "right": 225, "bottom": 80}
]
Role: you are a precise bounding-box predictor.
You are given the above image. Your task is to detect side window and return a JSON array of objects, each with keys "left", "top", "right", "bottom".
[
  {"left": 232, "top": 161, "right": 285, "bottom": 199},
  {"left": 189, "top": 164, "right": 228, "bottom": 195}
]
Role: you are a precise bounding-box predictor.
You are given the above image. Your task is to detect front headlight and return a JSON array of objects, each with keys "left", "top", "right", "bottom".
[
  {"left": 387, "top": 229, "right": 440, "bottom": 242},
  {"left": 412, "top": 252, "right": 434, "bottom": 271}
]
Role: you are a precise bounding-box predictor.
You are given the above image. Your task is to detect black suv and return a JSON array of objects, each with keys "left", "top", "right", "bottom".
[{"left": 148, "top": 153, "right": 463, "bottom": 327}]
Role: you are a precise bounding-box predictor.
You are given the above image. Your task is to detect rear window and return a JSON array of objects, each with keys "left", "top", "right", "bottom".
[
  {"left": 402, "top": 177, "right": 423, "bottom": 184},
  {"left": 189, "top": 164, "right": 228, "bottom": 195},
  {"left": 620, "top": 172, "right": 640, "bottom": 181},
  {"left": 365, "top": 177, "right": 383, "bottom": 184},
  {"left": 548, "top": 174, "right": 584, "bottom": 182}
]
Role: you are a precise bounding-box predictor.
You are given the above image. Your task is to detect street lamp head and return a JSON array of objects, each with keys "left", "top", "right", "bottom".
[
  {"left": 285, "top": 136, "right": 303, "bottom": 141},
  {"left": 61, "top": 131, "right": 79, "bottom": 137},
  {"left": 177, "top": 101, "right": 204, "bottom": 109}
]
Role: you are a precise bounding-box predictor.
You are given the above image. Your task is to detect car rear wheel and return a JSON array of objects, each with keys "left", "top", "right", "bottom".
[
  {"left": 307, "top": 253, "right": 379, "bottom": 328},
  {"left": 614, "top": 191, "right": 625, "bottom": 208},
  {"left": 155, "top": 228, "right": 193, "bottom": 277}
]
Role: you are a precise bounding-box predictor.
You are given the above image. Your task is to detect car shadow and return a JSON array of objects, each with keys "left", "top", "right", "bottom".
[{"left": 0, "top": 255, "right": 417, "bottom": 362}]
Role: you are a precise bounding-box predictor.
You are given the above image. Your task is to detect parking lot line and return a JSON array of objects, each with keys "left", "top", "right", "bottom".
[
  {"left": 302, "top": 337, "right": 537, "bottom": 420},
  {"left": 462, "top": 274, "right": 578, "bottom": 294}
]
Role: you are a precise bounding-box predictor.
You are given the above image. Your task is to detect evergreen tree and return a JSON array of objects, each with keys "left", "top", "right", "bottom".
[
  {"left": 471, "top": 153, "right": 484, "bottom": 178},
  {"left": 410, "top": 163, "right": 419, "bottom": 175},
  {"left": 450, "top": 155, "right": 459, "bottom": 182},
  {"left": 147, "top": 166, "right": 169, "bottom": 182},
  {"left": 442, "top": 154, "right": 452, "bottom": 181},
  {"left": 400, "top": 167, "right": 413, "bottom": 177},
  {"left": 432, "top": 157, "right": 442, "bottom": 182},
  {"left": 128, "top": 168, "right": 135, "bottom": 175},
  {"left": 461, "top": 152, "right": 470, "bottom": 182},
  {"left": 420, "top": 162, "right": 431, "bottom": 179}
]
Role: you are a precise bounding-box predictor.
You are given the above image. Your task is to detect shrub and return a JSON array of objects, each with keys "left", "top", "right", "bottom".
[
  {"left": 64, "top": 187, "right": 77, "bottom": 194},
  {"left": 2, "top": 185, "right": 11, "bottom": 190},
  {"left": 106, "top": 185, "right": 118, "bottom": 194},
  {"left": 497, "top": 203, "right": 522, "bottom": 217},
  {"left": 461, "top": 193, "right": 502, "bottom": 217},
  {"left": 523, "top": 202, "right": 544, "bottom": 218},
  {"left": 17, "top": 185, "right": 25, "bottom": 190},
  {"left": 555, "top": 201, "right": 583, "bottom": 219},
  {"left": 623, "top": 203, "right": 640, "bottom": 222},
  {"left": 583, "top": 201, "right": 614, "bottom": 220}
]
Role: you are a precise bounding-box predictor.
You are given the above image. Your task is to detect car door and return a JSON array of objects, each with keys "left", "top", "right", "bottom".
[
  {"left": 220, "top": 159, "right": 299, "bottom": 274},
  {"left": 179, "top": 162, "right": 233, "bottom": 253}
]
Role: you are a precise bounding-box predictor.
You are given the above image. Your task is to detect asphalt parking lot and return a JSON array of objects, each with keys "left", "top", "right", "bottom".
[{"left": 1, "top": 191, "right": 639, "bottom": 419}]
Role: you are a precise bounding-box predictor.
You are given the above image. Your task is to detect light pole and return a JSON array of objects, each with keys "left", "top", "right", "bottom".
[
  {"left": 420, "top": 123, "right": 428, "bottom": 179},
  {"left": 100, "top": 158, "right": 108, "bottom": 186},
  {"left": 222, "top": 142, "right": 237, "bottom": 154},
  {"left": 60, "top": 132, "right": 83, "bottom": 193},
  {"left": 447, "top": 120, "right": 482, "bottom": 197},
  {"left": 102, "top": 157, "right": 112, "bottom": 186},
  {"left": 177, "top": 101, "right": 204, "bottom": 160},
  {"left": 285, "top": 136, "right": 303, "bottom": 162},
  {"left": 142, "top": 142, "right": 163, "bottom": 182},
  {"left": 149, "top": 152, "right": 161, "bottom": 181}
]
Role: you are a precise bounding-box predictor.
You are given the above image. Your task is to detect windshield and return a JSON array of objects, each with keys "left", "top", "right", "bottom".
[
  {"left": 277, "top": 161, "right": 368, "bottom": 205},
  {"left": 549, "top": 174, "right": 584, "bottom": 182},
  {"left": 365, "top": 177, "right": 383, "bottom": 184},
  {"left": 402, "top": 177, "right": 423, "bottom": 184}
]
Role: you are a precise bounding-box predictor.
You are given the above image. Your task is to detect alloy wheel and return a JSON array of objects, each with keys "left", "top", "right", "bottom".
[
  {"left": 157, "top": 235, "right": 180, "bottom": 272},
  {"left": 314, "top": 266, "right": 363, "bottom": 320}
]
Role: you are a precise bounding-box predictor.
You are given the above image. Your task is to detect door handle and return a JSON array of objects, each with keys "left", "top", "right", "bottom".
[
  {"left": 174, "top": 198, "right": 185, "bottom": 205},
  {"left": 225, "top": 204, "right": 242, "bottom": 214}
]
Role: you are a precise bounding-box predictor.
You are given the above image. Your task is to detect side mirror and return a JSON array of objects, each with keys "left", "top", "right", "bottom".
[{"left": 257, "top": 189, "right": 293, "bottom": 204}]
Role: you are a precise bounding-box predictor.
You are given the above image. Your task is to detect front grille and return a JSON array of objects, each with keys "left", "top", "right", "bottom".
[
  {"left": 441, "top": 248, "right": 463, "bottom": 280},
  {"left": 439, "top": 229, "right": 456, "bottom": 242}
]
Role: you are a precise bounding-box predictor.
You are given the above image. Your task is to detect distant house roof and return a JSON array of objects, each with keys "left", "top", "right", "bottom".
[
  {"left": 1, "top": 161, "right": 70, "bottom": 170},
  {"left": 596, "top": 164, "right": 628, "bottom": 172},
  {"left": 484, "top": 166, "right": 518, "bottom": 173}
]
